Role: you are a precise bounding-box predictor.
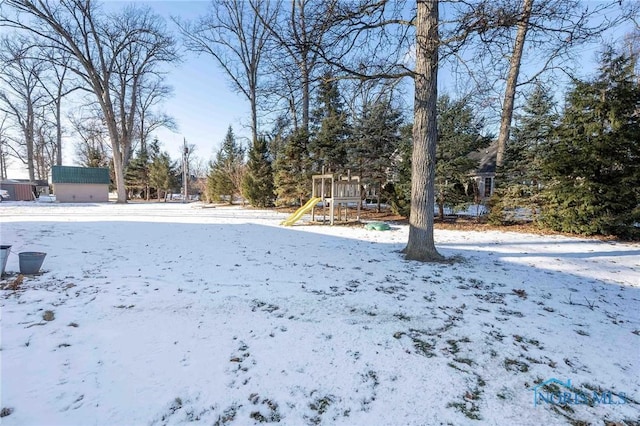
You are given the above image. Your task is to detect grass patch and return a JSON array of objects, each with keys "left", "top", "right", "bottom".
[
  {"left": 445, "top": 337, "right": 471, "bottom": 355},
  {"left": 412, "top": 337, "right": 436, "bottom": 357},
  {"left": 447, "top": 401, "right": 481, "bottom": 420},
  {"left": 498, "top": 308, "right": 524, "bottom": 317},
  {"left": 504, "top": 358, "right": 529, "bottom": 373},
  {"left": 447, "top": 374, "right": 485, "bottom": 420},
  {"left": 309, "top": 395, "right": 334, "bottom": 415},
  {"left": 393, "top": 313, "right": 411, "bottom": 321},
  {"left": 252, "top": 300, "right": 279, "bottom": 313},
  {"left": 447, "top": 362, "right": 467, "bottom": 372},
  {"left": 213, "top": 404, "right": 238, "bottom": 426},
  {"left": 512, "top": 289, "right": 528, "bottom": 299},
  {"left": 2, "top": 274, "right": 24, "bottom": 291},
  {"left": 453, "top": 357, "right": 474, "bottom": 366},
  {"left": 248, "top": 394, "right": 281, "bottom": 423}
]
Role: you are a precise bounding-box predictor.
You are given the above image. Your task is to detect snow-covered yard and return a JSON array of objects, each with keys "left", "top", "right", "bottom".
[{"left": 1, "top": 202, "right": 639, "bottom": 425}]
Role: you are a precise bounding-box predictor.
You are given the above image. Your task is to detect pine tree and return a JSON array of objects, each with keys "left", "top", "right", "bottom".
[
  {"left": 352, "top": 98, "right": 403, "bottom": 212},
  {"left": 242, "top": 135, "right": 275, "bottom": 207},
  {"left": 489, "top": 83, "right": 557, "bottom": 224},
  {"left": 273, "top": 128, "right": 311, "bottom": 206},
  {"left": 207, "top": 151, "right": 234, "bottom": 203},
  {"left": 540, "top": 49, "right": 640, "bottom": 237},
  {"left": 206, "top": 126, "right": 245, "bottom": 203},
  {"left": 309, "top": 74, "right": 350, "bottom": 172},
  {"left": 125, "top": 148, "right": 150, "bottom": 199},
  {"left": 435, "top": 95, "right": 491, "bottom": 218},
  {"left": 149, "top": 150, "right": 176, "bottom": 201},
  {"left": 383, "top": 124, "right": 413, "bottom": 217}
]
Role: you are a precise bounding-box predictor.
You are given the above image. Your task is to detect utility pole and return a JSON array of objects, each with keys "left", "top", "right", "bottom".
[{"left": 182, "top": 138, "right": 189, "bottom": 203}]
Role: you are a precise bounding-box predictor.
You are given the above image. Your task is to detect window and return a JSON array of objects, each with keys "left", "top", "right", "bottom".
[{"left": 484, "top": 177, "right": 493, "bottom": 198}]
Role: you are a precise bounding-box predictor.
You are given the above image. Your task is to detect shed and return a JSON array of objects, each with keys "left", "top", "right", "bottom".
[
  {"left": 52, "top": 166, "right": 110, "bottom": 203},
  {"left": 0, "top": 179, "right": 41, "bottom": 201}
]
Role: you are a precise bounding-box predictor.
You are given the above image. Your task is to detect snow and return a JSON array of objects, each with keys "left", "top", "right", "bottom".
[{"left": 1, "top": 201, "right": 639, "bottom": 425}]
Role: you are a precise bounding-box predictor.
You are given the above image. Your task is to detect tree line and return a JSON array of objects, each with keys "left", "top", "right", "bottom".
[
  {"left": 209, "top": 46, "right": 640, "bottom": 240},
  {"left": 0, "top": 0, "right": 637, "bottom": 261}
]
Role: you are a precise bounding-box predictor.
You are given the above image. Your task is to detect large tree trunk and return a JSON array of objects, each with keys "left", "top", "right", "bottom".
[
  {"left": 111, "top": 149, "right": 127, "bottom": 203},
  {"left": 496, "top": 0, "right": 533, "bottom": 168},
  {"left": 102, "top": 98, "right": 127, "bottom": 203},
  {"left": 403, "top": 0, "right": 443, "bottom": 262},
  {"left": 301, "top": 59, "right": 310, "bottom": 135},
  {"left": 251, "top": 91, "right": 258, "bottom": 144}
]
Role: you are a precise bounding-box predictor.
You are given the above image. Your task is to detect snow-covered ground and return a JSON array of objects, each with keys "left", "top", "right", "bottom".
[{"left": 1, "top": 202, "right": 639, "bottom": 425}]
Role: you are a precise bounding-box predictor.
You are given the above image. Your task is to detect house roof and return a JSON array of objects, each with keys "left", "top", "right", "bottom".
[
  {"left": 468, "top": 142, "right": 498, "bottom": 174},
  {"left": 52, "top": 166, "right": 110, "bottom": 184},
  {"left": 1, "top": 179, "right": 48, "bottom": 187}
]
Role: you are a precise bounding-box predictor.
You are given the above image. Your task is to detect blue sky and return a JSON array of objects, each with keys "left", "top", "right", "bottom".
[
  {"left": 4, "top": 0, "right": 636, "bottom": 179},
  {"left": 5, "top": 1, "right": 251, "bottom": 178},
  {"left": 118, "top": 1, "right": 253, "bottom": 162},
  {"left": 112, "top": 0, "right": 637, "bottom": 163},
  {"left": 152, "top": 51, "right": 252, "bottom": 160}
]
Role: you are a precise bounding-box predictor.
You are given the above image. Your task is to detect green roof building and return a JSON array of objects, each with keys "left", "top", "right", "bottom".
[{"left": 52, "top": 166, "right": 111, "bottom": 202}]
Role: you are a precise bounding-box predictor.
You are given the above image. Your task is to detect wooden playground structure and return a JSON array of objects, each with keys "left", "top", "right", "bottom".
[{"left": 281, "top": 172, "right": 361, "bottom": 226}]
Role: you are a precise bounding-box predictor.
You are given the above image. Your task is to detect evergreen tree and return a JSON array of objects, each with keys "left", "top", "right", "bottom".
[
  {"left": 83, "top": 147, "right": 110, "bottom": 168},
  {"left": 352, "top": 98, "right": 403, "bottom": 212},
  {"left": 540, "top": 49, "right": 640, "bottom": 237},
  {"left": 206, "top": 126, "right": 245, "bottom": 203},
  {"left": 207, "top": 151, "right": 234, "bottom": 203},
  {"left": 242, "top": 135, "right": 275, "bottom": 207},
  {"left": 267, "top": 114, "right": 291, "bottom": 165},
  {"left": 489, "top": 83, "right": 558, "bottom": 224},
  {"left": 273, "top": 128, "right": 311, "bottom": 206},
  {"left": 309, "top": 74, "right": 350, "bottom": 172},
  {"left": 124, "top": 147, "right": 150, "bottom": 199},
  {"left": 383, "top": 124, "right": 413, "bottom": 217},
  {"left": 149, "top": 150, "right": 176, "bottom": 201},
  {"left": 435, "top": 95, "right": 491, "bottom": 219}
]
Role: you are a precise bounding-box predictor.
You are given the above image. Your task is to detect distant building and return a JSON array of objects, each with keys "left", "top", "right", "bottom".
[
  {"left": 52, "top": 166, "right": 110, "bottom": 203},
  {"left": 0, "top": 179, "right": 48, "bottom": 201},
  {"left": 468, "top": 142, "right": 498, "bottom": 200}
]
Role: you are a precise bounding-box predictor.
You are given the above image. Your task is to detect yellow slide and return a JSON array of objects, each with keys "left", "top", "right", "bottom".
[{"left": 281, "top": 197, "right": 322, "bottom": 226}]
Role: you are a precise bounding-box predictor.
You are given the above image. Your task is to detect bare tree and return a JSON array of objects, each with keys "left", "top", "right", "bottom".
[
  {"left": 625, "top": 26, "right": 640, "bottom": 81},
  {"left": 69, "top": 109, "right": 111, "bottom": 168},
  {"left": 38, "top": 49, "right": 76, "bottom": 166},
  {"left": 0, "top": 35, "right": 75, "bottom": 180},
  {"left": 495, "top": 0, "right": 532, "bottom": 169},
  {"left": 443, "top": 0, "right": 636, "bottom": 168},
  {"left": 0, "top": 34, "right": 47, "bottom": 181},
  {"left": 33, "top": 114, "right": 56, "bottom": 179},
  {"left": 0, "top": 0, "right": 178, "bottom": 203},
  {"left": 0, "top": 114, "right": 11, "bottom": 179},
  {"left": 257, "top": 0, "right": 338, "bottom": 135},
  {"left": 135, "top": 76, "right": 176, "bottom": 155},
  {"left": 109, "top": 5, "right": 179, "bottom": 171},
  {"left": 176, "top": 0, "right": 275, "bottom": 145}
]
